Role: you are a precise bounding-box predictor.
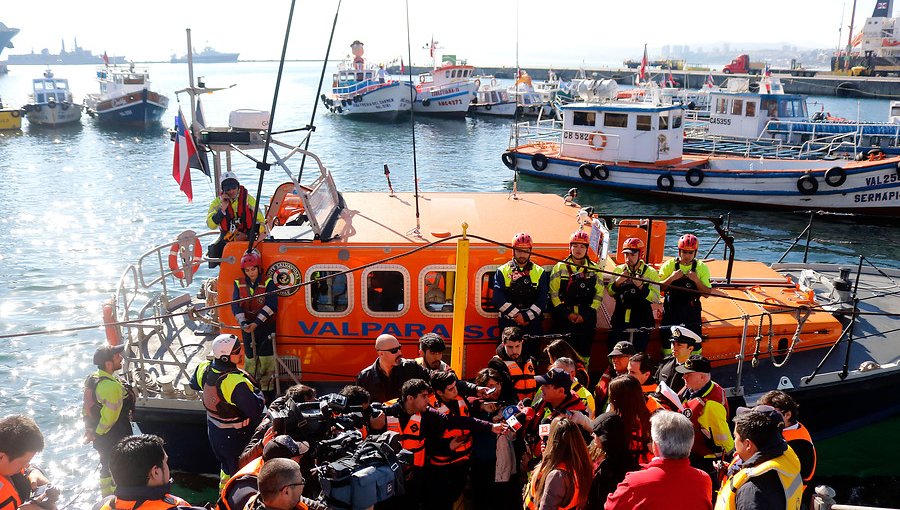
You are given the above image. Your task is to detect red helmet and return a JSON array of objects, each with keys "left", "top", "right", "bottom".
[
  {"left": 241, "top": 250, "right": 261, "bottom": 269},
  {"left": 678, "top": 234, "right": 699, "bottom": 251},
  {"left": 512, "top": 232, "right": 533, "bottom": 249},
  {"left": 622, "top": 237, "right": 645, "bottom": 253},
  {"left": 570, "top": 231, "right": 590, "bottom": 246}
]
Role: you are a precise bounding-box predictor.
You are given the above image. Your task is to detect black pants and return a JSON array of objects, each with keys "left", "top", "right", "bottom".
[
  {"left": 609, "top": 303, "right": 654, "bottom": 353},
  {"left": 551, "top": 306, "right": 597, "bottom": 359},
  {"left": 424, "top": 463, "right": 469, "bottom": 510}
]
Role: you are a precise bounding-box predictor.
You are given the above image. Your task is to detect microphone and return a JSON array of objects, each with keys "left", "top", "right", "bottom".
[{"left": 538, "top": 417, "right": 552, "bottom": 441}]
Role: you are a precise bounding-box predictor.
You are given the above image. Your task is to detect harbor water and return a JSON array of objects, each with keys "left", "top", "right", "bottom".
[{"left": 1, "top": 62, "right": 900, "bottom": 507}]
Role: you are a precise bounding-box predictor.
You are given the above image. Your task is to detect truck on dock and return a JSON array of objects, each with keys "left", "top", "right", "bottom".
[{"left": 723, "top": 54, "right": 817, "bottom": 77}]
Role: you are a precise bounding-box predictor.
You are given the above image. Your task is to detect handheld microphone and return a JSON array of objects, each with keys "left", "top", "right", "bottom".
[
  {"left": 538, "top": 417, "right": 552, "bottom": 441},
  {"left": 506, "top": 411, "right": 529, "bottom": 431}
]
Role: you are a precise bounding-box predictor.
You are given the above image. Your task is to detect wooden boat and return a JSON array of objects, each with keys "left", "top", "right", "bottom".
[
  {"left": 412, "top": 60, "right": 477, "bottom": 117},
  {"left": 22, "top": 69, "right": 82, "bottom": 127},
  {"left": 83, "top": 64, "right": 169, "bottom": 127},
  {"left": 321, "top": 40, "right": 413, "bottom": 121}
]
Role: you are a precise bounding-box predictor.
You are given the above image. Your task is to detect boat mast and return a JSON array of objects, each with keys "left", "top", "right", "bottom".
[{"left": 405, "top": 0, "right": 422, "bottom": 237}]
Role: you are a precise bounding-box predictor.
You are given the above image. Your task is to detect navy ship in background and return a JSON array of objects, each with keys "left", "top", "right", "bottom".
[
  {"left": 170, "top": 46, "right": 239, "bottom": 63},
  {"left": 4, "top": 38, "right": 126, "bottom": 65}
]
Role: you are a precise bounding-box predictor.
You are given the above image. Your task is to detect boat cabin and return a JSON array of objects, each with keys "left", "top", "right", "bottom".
[
  {"left": 706, "top": 78, "right": 808, "bottom": 139},
  {"left": 559, "top": 102, "right": 685, "bottom": 164},
  {"left": 31, "top": 73, "right": 72, "bottom": 104},
  {"left": 96, "top": 65, "right": 152, "bottom": 95},
  {"left": 476, "top": 86, "right": 510, "bottom": 105},
  {"left": 418, "top": 64, "right": 475, "bottom": 89}
]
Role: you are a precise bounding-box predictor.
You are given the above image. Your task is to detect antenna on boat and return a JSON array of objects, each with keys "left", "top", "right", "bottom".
[
  {"left": 246, "top": 0, "right": 298, "bottom": 254},
  {"left": 404, "top": 0, "right": 423, "bottom": 238},
  {"left": 510, "top": 0, "right": 520, "bottom": 200},
  {"left": 295, "top": 0, "right": 342, "bottom": 184}
]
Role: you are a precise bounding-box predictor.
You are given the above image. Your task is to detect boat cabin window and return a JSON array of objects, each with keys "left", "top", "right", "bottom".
[
  {"left": 672, "top": 112, "right": 682, "bottom": 128},
  {"left": 659, "top": 113, "right": 669, "bottom": 130},
  {"left": 636, "top": 115, "right": 652, "bottom": 131},
  {"left": 36, "top": 93, "right": 45, "bottom": 103},
  {"left": 308, "top": 269, "right": 349, "bottom": 314},
  {"left": 604, "top": 113, "right": 628, "bottom": 128},
  {"left": 715, "top": 98, "right": 727, "bottom": 115},
  {"left": 731, "top": 99, "right": 743, "bottom": 116},
  {"left": 745, "top": 101, "right": 757, "bottom": 117},
  {"left": 422, "top": 268, "right": 456, "bottom": 314},
  {"left": 762, "top": 99, "right": 777, "bottom": 117},
  {"left": 573, "top": 111, "right": 596, "bottom": 127},
  {"left": 892, "top": 104, "right": 900, "bottom": 117},
  {"left": 478, "top": 270, "right": 499, "bottom": 314},
  {"left": 365, "top": 268, "right": 407, "bottom": 314}
]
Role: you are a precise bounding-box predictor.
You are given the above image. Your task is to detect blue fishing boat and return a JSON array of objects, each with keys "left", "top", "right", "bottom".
[{"left": 83, "top": 64, "right": 169, "bottom": 127}]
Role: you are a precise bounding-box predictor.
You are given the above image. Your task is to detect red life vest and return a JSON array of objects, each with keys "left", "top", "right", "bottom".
[
  {"left": 386, "top": 413, "right": 425, "bottom": 468},
  {"left": 236, "top": 279, "right": 269, "bottom": 315},
  {"left": 219, "top": 186, "right": 254, "bottom": 235},
  {"left": 199, "top": 364, "right": 252, "bottom": 428},
  {"left": 682, "top": 382, "right": 729, "bottom": 458},
  {"left": 429, "top": 396, "right": 472, "bottom": 465}
]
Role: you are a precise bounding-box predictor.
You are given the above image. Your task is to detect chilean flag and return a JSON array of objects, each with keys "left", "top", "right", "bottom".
[
  {"left": 172, "top": 107, "right": 196, "bottom": 202},
  {"left": 638, "top": 43, "right": 648, "bottom": 83}
]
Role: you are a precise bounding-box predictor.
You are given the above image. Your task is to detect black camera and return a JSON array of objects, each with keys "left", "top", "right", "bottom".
[{"left": 29, "top": 484, "right": 60, "bottom": 510}]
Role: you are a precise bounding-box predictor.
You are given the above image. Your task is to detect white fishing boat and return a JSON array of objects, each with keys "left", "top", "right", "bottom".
[
  {"left": 22, "top": 69, "right": 82, "bottom": 127},
  {"left": 321, "top": 40, "right": 413, "bottom": 120},
  {"left": 502, "top": 81, "right": 900, "bottom": 216},
  {"left": 507, "top": 70, "right": 552, "bottom": 117},
  {"left": 83, "top": 63, "right": 169, "bottom": 127},
  {"left": 412, "top": 60, "right": 477, "bottom": 117},
  {"left": 470, "top": 77, "right": 517, "bottom": 117}
]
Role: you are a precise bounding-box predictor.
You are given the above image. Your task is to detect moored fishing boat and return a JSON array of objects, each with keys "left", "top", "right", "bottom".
[
  {"left": 471, "top": 77, "right": 518, "bottom": 117},
  {"left": 321, "top": 40, "right": 413, "bottom": 120},
  {"left": 83, "top": 64, "right": 169, "bottom": 127},
  {"left": 502, "top": 83, "right": 900, "bottom": 216},
  {"left": 22, "top": 69, "right": 82, "bottom": 127},
  {"left": 0, "top": 96, "right": 24, "bottom": 130},
  {"left": 412, "top": 59, "right": 477, "bottom": 117}
]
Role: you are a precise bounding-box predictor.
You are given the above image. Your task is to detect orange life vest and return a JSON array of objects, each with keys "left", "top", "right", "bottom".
[
  {"left": 219, "top": 456, "right": 263, "bottom": 510},
  {"left": 97, "top": 494, "right": 189, "bottom": 510},
  {"left": 429, "top": 395, "right": 472, "bottom": 465},
  {"left": 523, "top": 463, "right": 581, "bottom": 510},
  {"left": 386, "top": 413, "right": 425, "bottom": 468},
  {"left": 0, "top": 472, "right": 25, "bottom": 510},
  {"left": 492, "top": 356, "right": 536, "bottom": 401},
  {"left": 783, "top": 422, "right": 816, "bottom": 484}
]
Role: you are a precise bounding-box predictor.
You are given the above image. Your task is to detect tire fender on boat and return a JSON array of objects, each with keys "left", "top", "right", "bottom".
[
  {"left": 657, "top": 173, "right": 675, "bottom": 191},
  {"left": 578, "top": 163, "right": 595, "bottom": 180},
  {"left": 867, "top": 148, "right": 885, "bottom": 161},
  {"left": 33, "top": 104, "right": 41, "bottom": 112},
  {"left": 10, "top": 109, "right": 19, "bottom": 118},
  {"left": 797, "top": 174, "right": 819, "bottom": 195},
  {"left": 588, "top": 131, "right": 607, "bottom": 151},
  {"left": 501, "top": 152, "right": 516, "bottom": 170},
  {"left": 824, "top": 166, "right": 846, "bottom": 187},
  {"left": 685, "top": 168, "right": 704, "bottom": 186},
  {"left": 423, "top": 98, "right": 432, "bottom": 107},
  {"left": 485, "top": 104, "right": 492, "bottom": 111},
  {"left": 61, "top": 102, "right": 70, "bottom": 110},
  {"left": 532, "top": 153, "right": 549, "bottom": 171},
  {"left": 47, "top": 101, "right": 57, "bottom": 109},
  {"left": 354, "top": 95, "right": 362, "bottom": 103},
  {"left": 168, "top": 238, "right": 203, "bottom": 280},
  {"left": 594, "top": 164, "right": 610, "bottom": 180}
]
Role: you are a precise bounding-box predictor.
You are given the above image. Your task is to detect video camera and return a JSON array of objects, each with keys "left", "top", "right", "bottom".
[{"left": 269, "top": 393, "right": 373, "bottom": 443}]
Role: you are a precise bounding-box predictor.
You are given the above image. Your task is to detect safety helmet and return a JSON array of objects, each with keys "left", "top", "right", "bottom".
[
  {"left": 220, "top": 171, "right": 239, "bottom": 188},
  {"left": 621, "top": 237, "right": 645, "bottom": 253},
  {"left": 241, "top": 250, "right": 261, "bottom": 269},
  {"left": 512, "top": 232, "right": 533, "bottom": 250},
  {"left": 569, "top": 231, "right": 590, "bottom": 246},
  {"left": 678, "top": 234, "right": 699, "bottom": 251},
  {"left": 212, "top": 334, "right": 241, "bottom": 359}
]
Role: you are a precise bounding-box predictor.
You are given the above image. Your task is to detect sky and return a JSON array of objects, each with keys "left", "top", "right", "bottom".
[{"left": 0, "top": 0, "right": 887, "bottom": 67}]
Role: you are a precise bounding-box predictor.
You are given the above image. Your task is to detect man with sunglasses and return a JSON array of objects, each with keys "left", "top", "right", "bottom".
[
  {"left": 356, "top": 334, "right": 430, "bottom": 405},
  {"left": 659, "top": 234, "right": 711, "bottom": 354},
  {"left": 243, "top": 458, "right": 310, "bottom": 510}
]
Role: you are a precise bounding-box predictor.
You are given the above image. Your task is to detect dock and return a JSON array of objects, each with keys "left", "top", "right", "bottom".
[{"left": 390, "top": 66, "right": 900, "bottom": 100}]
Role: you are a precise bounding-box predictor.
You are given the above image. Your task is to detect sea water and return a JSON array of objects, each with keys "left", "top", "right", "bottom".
[{"left": 1, "top": 62, "right": 899, "bottom": 507}]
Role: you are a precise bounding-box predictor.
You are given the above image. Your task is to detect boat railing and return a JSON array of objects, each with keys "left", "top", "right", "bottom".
[
  {"left": 508, "top": 119, "right": 564, "bottom": 148},
  {"left": 333, "top": 79, "right": 386, "bottom": 97}
]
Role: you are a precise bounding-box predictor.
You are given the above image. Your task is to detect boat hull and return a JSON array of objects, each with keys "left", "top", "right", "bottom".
[
  {"left": 413, "top": 81, "right": 477, "bottom": 117},
  {"left": 470, "top": 101, "right": 518, "bottom": 117},
  {"left": 324, "top": 81, "right": 413, "bottom": 120},
  {"left": 24, "top": 102, "right": 82, "bottom": 126},
  {"left": 133, "top": 404, "right": 219, "bottom": 474},
  {"left": 505, "top": 149, "right": 900, "bottom": 216},
  {"left": 87, "top": 89, "right": 169, "bottom": 127},
  {"left": 0, "top": 108, "right": 23, "bottom": 129}
]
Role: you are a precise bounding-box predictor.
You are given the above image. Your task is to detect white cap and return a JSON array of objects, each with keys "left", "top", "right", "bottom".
[
  {"left": 212, "top": 334, "right": 240, "bottom": 358},
  {"left": 220, "top": 171, "right": 238, "bottom": 185},
  {"left": 670, "top": 325, "right": 702, "bottom": 345}
]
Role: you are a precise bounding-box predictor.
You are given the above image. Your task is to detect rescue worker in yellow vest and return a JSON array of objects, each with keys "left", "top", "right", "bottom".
[
  {"left": 242, "top": 458, "right": 307, "bottom": 510},
  {"left": 549, "top": 231, "right": 604, "bottom": 363},
  {"left": 383, "top": 379, "right": 506, "bottom": 509},
  {"left": 83, "top": 343, "right": 135, "bottom": 497},
  {"left": 426, "top": 371, "right": 475, "bottom": 510},
  {"left": 207, "top": 172, "right": 266, "bottom": 243},
  {"left": 715, "top": 405, "right": 802, "bottom": 510},
  {"left": 488, "top": 327, "right": 538, "bottom": 406},
  {"left": 190, "top": 334, "right": 266, "bottom": 490},
  {"left": 0, "top": 415, "right": 52, "bottom": 510},
  {"left": 493, "top": 232, "right": 549, "bottom": 357},
  {"left": 758, "top": 390, "right": 816, "bottom": 504},
  {"left": 232, "top": 250, "right": 279, "bottom": 405},
  {"left": 608, "top": 237, "right": 660, "bottom": 353},
  {"left": 97, "top": 434, "right": 200, "bottom": 510},
  {"left": 659, "top": 234, "right": 711, "bottom": 355},
  {"left": 677, "top": 355, "right": 734, "bottom": 491}
]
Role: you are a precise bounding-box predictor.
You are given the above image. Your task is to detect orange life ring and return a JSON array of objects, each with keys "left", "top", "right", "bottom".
[
  {"left": 168, "top": 238, "right": 203, "bottom": 279},
  {"left": 588, "top": 131, "right": 607, "bottom": 151},
  {"left": 102, "top": 299, "right": 122, "bottom": 346}
]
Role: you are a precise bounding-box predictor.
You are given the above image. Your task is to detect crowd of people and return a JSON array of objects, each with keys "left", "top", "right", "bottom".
[{"left": 0, "top": 219, "right": 818, "bottom": 510}]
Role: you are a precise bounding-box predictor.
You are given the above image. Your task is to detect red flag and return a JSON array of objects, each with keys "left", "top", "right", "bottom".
[
  {"left": 172, "top": 107, "right": 196, "bottom": 202},
  {"left": 638, "top": 44, "right": 648, "bottom": 83},
  {"left": 102, "top": 51, "right": 109, "bottom": 67},
  {"left": 400, "top": 58, "right": 405, "bottom": 74},
  {"left": 706, "top": 74, "right": 715, "bottom": 88}
]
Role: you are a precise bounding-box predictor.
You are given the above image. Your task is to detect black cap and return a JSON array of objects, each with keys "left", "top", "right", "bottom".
[
  {"left": 534, "top": 368, "right": 572, "bottom": 388},
  {"left": 675, "top": 354, "right": 711, "bottom": 374},
  {"left": 592, "top": 412, "right": 628, "bottom": 451},
  {"left": 609, "top": 341, "right": 636, "bottom": 357},
  {"left": 93, "top": 344, "right": 125, "bottom": 366},
  {"left": 263, "top": 435, "right": 308, "bottom": 461},
  {"left": 735, "top": 404, "right": 785, "bottom": 427}
]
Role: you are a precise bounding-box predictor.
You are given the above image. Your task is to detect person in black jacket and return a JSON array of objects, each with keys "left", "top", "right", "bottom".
[
  {"left": 355, "top": 334, "right": 429, "bottom": 404},
  {"left": 584, "top": 412, "right": 639, "bottom": 510}
]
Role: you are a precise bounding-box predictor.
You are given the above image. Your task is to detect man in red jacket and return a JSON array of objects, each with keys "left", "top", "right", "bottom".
[{"left": 605, "top": 410, "right": 712, "bottom": 510}]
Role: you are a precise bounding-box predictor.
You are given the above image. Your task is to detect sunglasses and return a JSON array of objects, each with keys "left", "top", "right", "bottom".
[
  {"left": 281, "top": 481, "right": 305, "bottom": 491},
  {"left": 379, "top": 346, "right": 402, "bottom": 354}
]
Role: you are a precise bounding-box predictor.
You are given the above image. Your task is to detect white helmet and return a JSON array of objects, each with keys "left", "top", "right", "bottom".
[
  {"left": 220, "top": 171, "right": 239, "bottom": 186},
  {"left": 212, "top": 334, "right": 241, "bottom": 359}
]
